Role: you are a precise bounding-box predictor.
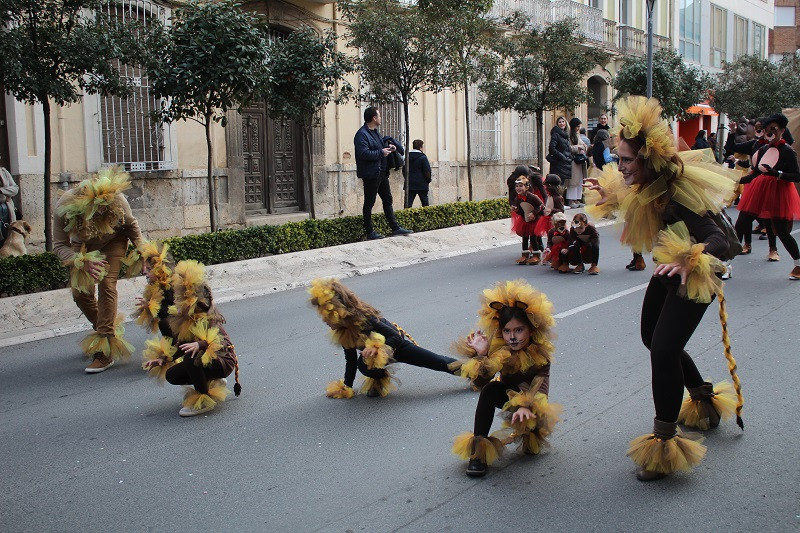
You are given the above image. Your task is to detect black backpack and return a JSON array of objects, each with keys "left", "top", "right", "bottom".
[{"left": 711, "top": 210, "right": 742, "bottom": 261}]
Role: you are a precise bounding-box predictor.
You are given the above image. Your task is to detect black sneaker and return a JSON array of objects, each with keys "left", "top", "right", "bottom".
[
  {"left": 366, "top": 231, "right": 385, "bottom": 240},
  {"left": 466, "top": 458, "right": 487, "bottom": 477},
  {"left": 391, "top": 227, "right": 413, "bottom": 236}
]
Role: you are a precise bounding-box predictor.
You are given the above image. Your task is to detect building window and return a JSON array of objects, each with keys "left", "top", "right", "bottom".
[
  {"left": 620, "top": 0, "right": 632, "bottom": 25},
  {"left": 375, "top": 102, "right": 403, "bottom": 146},
  {"left": 679, "top": 0, "right": 701, "bottom": 62},
  {"left": 517, "top": 114, "right": 536, "bottom": 161},
  {"left": 710, "top": 4, "right": 727, "bottom": 68},
  {"left": 775, "top": 7, "right": 795, "bottom": 27},
  {"left": 752, "top": 23, "right": 765, "bottom": 58},
  {"left": 99, "top": 0, "right": 174, "bottom": 171},
  {"left": 469, "top": 86, "right": 500, "bottom": 161},
  {"left": 733, "top": 16, "right": 748, "bottom": 60}
]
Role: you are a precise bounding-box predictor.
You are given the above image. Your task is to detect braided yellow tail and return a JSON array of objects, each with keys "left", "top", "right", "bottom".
[
  {"left": 392, "top": 322, "right": 418, "bottom": 346},
  {"left": 717, "top": 288, "right": 743, "bottom": 430}
]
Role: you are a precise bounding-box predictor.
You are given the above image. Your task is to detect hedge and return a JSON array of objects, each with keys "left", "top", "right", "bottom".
[{"left": 0, "top": 198, "right": 509, "bottom": 297}]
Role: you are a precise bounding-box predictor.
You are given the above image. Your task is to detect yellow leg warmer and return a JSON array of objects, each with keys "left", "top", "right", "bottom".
[
  {"left": 326, "top": 379, "right": 355, "bottom": 399},
  {"left": 678, "top": 381, "right": 737, "bottom": 430},
  {"left": 627, "top": 430, "right": 706, "bottom": 475},
  {"left": 80, "top": 316, "right": 134, "bottom": 361},
  {"left": 452, "top": 432, "right": 504, "bottom": 465},
  {"left": 360, "top": 374, "right": 396, "bottom": 397}
]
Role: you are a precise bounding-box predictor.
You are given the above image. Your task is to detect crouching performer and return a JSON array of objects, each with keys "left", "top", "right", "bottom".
[
  {"left": 138, "top": 252, "right": 241, "bottom": 417},
  {"left": 309, "top": 278, "right": 463, "bottom": 399},
  {"left": 451, "top": 280, "right": 561, "bottom": 477}
]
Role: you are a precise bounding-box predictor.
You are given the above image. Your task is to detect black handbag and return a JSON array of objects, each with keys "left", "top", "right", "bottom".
[{"left": 573, "top": 153, "right": 588, "bottom": 164}]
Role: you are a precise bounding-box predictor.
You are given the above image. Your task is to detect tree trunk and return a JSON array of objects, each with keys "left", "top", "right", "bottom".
[
  {"left": 402, "top": 97, "right": 411, "bottom": 208},
  {"left": 464, "top": 87, "right": 473, "bottom": 202},
  {"left": 536, "top": 109, "right": 545, "bottom": 170},
  {"left": 302, "top": 120, "right": 316, "bottom": 218},
  {"left": 41, "top": 97, "right": 53, "bottom": 251},
  {"left": 205, "top": 114, "right": 219, "bottom": 232}
]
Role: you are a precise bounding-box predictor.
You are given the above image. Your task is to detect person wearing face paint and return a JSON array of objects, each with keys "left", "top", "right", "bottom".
[
  {"left": 509, "top": 175, "right": 545, "bottom": 265},
  {"left": 451, "top": 280, "right": 561, "bottom": 477},
  {"left": 543, "top": 212, "right": 570, "bottom": 272},
  {"left": 585, "top": 96, "right": 744, "bottom": 482},
  {"left": 566, "top": 213, "right": 600, "bottom": 274},
  {"left": 730, "top": 117, "right": 779, "bottom": 260},
  {"left": 736, "top": 113, "right": 800, "bottom": 279}
]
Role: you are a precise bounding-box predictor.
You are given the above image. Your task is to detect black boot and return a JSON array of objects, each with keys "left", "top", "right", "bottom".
[{"left": 466, "top": 457, "right": 487, "bottom": 477}]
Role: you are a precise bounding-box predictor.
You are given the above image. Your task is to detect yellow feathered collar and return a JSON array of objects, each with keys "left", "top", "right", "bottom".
[
  {"left": 587, "top": 154, "right": 737, "bottom": 253},
  {"left": 56, "top": 167, "right": 132, "bottom": 241}
]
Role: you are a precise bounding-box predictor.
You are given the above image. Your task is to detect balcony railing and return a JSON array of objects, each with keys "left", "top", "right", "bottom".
[
  {"left": 490, "top": 1, "right": 671, "bottom": 55},
  {"left": 551, "top": 0, "right": 603, "bottom": 42},
  {"left": 619, "top": 25, "right": 672, "bottom": 57}
]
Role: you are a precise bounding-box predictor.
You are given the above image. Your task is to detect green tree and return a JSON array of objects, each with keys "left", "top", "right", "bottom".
[
  {"left": 421, "top": 0, "right": 497, "bottom": 201},
  {"left": 478, "top": 17, "right": 609, "bottom": 168},
  {"left": 262, "top": 27, "right": 354, "bottom": 219},
  {"left": 341, "top": 0, "right": 444, "bottom": 206},
  {"left": 0, "top": 0, "right": 139, "bottom": 250},
  {"left": 144, "top": 0, "right": 267, "bottom": 232},
  {"left": 613, "top": 47, "right": 710, "bottom": 120},
  {"left": 710, "top": 54, "right": 800, "bottom": 119}
]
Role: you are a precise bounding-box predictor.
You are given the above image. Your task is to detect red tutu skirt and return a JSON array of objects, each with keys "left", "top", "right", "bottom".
[
  {"left": 511, "top": 211, "right": 538, "bottom": 237},
  {"left": 546, "top": 241, "right": 569, "bottom": 263},
  {"left": 533, "top": 215, "right": 552, "bottom": 237},
  {"left": 738, "top": 174, "right": 800, "bottom": 220}
]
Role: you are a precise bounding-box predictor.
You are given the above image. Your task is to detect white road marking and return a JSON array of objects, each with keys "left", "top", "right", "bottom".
[{"left": 554, "top": 282, "right": 650, "bottom": 319}]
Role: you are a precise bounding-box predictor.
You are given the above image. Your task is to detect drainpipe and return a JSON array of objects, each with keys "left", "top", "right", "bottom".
[{"left": 333, "top": 3, "right": 344, "bottom": 214}]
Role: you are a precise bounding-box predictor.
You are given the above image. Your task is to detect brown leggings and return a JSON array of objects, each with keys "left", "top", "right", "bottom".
[{"left": 70, "top": 236, "right": 128, "bottom": 336}]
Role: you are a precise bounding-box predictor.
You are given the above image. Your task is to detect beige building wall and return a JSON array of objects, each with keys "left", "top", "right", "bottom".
[{"left": 5, "top": 0, "right": 676, "bottom": 251}]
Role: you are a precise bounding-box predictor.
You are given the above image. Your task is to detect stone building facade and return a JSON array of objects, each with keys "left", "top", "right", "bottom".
[{"left": 1, "top": 0, "right": 676, "bottom": 251}]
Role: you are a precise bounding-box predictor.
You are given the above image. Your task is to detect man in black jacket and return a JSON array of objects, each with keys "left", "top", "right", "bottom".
[
  {"left": 354, "top": 107, "right": 413, "bottom": 240},
  {"left": 406, "top": 139, "right": 432, "bottom": 208}
]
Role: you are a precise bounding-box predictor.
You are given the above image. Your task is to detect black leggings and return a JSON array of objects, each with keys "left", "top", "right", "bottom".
[
  {"left": 522, "top": 236, "right": 543, "bottom": 252},
  {"left": 362, "top": 174, "right": 399, "bottom": 233},
  {"left": 346, "top": 340, "right": 457, "bottom": 385},
  {"left": 640, "top": 276, "right": 709, "bottom": 423},
  {"left": 569, "top": 242, "right": 599, "bottom": 265},
  {"left": 735, "top": 213, "right": 777, "bottom": 248},
  {"left": 736, "top": 214, "right": 798, "bottom": 258},
  {"left": 165, "top": 356, "right": 228, "bottom": 394},
  {"left": 473, "top": 381, "right": 512, "bottom": 437}
]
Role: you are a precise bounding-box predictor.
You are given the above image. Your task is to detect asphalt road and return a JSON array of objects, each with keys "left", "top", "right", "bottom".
[{"left": 2, "top": 222, "right": 799, "bottom": 532}]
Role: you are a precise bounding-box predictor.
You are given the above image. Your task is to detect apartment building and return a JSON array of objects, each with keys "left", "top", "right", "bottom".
[
  {"left": 672, "top": 0, "right": 774, "bottom": 146},
  {"left": 1, "top": 0, "right": 675, "bottom": 248},
  {"left": 769, "top": 0, "right": 799, "bottom": 60}
]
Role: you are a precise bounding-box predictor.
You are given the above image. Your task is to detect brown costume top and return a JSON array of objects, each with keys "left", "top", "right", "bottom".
[{"left": 53, "top": 190, "right": 142, "bottom": 263}]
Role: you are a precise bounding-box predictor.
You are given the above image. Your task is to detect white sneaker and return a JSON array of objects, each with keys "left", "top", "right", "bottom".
[
  {"left": 721, "top": 263, "right": 732, "bottom": 280},
  {"left": 179, "top": 404, "right": 215, "bottom": 417}
]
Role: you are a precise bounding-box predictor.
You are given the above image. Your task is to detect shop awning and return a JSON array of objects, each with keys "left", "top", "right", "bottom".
[{"left": 687, "top": 102, "right": 718, "bottom": 116}]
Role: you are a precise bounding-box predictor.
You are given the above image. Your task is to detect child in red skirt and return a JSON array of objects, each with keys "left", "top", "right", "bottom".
[{"left": 510, "top": 176, "right": 544, "bottom": 265}]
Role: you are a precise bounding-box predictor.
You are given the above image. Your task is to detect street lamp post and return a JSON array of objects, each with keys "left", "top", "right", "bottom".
[{"left": 646, "top": 0, "right": 655, "bottom": 98}]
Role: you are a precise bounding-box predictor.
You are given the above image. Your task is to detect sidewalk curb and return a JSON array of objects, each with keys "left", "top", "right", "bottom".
[{"left": 1, "top": 219, "right": 519, "bottom": 348}]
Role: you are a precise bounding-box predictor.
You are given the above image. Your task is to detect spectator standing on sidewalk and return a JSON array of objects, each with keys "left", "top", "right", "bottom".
[
  {"left": 547, "top": 116, "right": 572, "bottom": 191},
  {"left": 406, "top": 139, "right": 432, "bottom": 208},
  {"left": 0, "top": 159, "right": 20, "bottom": 247},
  {"left": 566, "top": 117, "right": 588, "bottom": 208},
  {"left": 354, "top": 107, "right": 413, "bottom": 240}
]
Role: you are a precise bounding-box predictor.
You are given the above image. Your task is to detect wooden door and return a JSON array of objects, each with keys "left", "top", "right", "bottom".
[
  {"left": 242, "top": 103, "right": 302, "bottom": 214},
  {"left": 242, "top": 104, "right": 267, "bottom": 211},
  {"left": 267, "top": 117, "right": 302, "bottom": 212}
]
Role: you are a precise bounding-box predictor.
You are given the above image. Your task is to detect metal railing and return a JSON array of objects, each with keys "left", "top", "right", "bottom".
[
  {"left": 619, "top": 25, "right": 671, "bottom": 57},
  {"left": 99, "top": 0, "right": 174, "bottom": 171}
]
